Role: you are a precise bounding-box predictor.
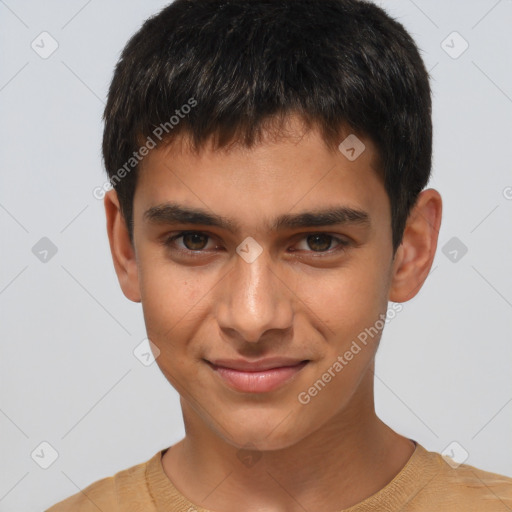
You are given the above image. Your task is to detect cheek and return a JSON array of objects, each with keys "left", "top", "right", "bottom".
[
  {"left": 137, "top": 255, "right": 214, "bottom": 343},
  {"left": 137, "top": 262, "right": 212, "bottom": 390},
  {"left": 296, "top": 257, "right": 390, "bottom": 346},
  {"left": 294, "top": 263, "right": 390, "bottom": 417}
]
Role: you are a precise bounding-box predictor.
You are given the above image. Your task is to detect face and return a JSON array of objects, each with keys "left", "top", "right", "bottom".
[{"left": 117, "top": 119, "right": 399, "bottom": 450}]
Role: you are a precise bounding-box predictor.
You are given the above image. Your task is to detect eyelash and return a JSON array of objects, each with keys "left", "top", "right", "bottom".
[{"left": 162, "top": 231, "right": 350, "bottom": 257}]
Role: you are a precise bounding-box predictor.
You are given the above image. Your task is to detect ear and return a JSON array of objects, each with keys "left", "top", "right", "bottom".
[
  {"left": 104, "top": 189, "right": 141, "bottom": 302},
  {"left": 389, "top": 188, "right": 442, "bottom": 303}
]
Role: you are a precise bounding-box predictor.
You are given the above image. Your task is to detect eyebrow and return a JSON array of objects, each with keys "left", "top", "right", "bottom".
[{"left": 143, "top": 202, "right": 371, "bottom": 232}]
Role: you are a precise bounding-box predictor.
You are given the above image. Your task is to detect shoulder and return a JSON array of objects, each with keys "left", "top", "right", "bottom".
[
  {"left": 46, "top": 452, "right": 160, "bottom": 512},
  {"left": 416, "top": 447, "right": 512, "bottom": 511},
  {"left": 45, "top": 474, "right": 117, "bottom": 512}
]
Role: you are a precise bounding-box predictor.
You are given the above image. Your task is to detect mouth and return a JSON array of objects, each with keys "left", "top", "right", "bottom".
[{"left": 205, "top": 358, "right": 310, "bottom": 393}]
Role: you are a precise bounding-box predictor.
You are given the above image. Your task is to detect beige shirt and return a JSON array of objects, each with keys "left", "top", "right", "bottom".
[{"left": 47, "top": 442, "right": 512, "bottom": 511}]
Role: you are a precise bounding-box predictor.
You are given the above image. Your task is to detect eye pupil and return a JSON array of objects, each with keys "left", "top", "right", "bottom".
[
  {"left": 183, "top": 233, "right": 208, "bottom": 250},
  {"left": 307, "top": 234, "right": 332, "bottom": 252}
]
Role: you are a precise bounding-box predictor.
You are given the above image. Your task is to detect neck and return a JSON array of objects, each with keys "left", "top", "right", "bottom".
[{"left": 162, "top": 369, "right": 415, "bottom": 511}]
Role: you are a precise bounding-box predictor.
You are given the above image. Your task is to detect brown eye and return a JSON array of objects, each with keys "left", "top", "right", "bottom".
[
  {"left": 182, "top": 232, "right": 209, "bottom": 250},
  {"left": 306, "top": 234, "right": 333, "bottom": 252}
]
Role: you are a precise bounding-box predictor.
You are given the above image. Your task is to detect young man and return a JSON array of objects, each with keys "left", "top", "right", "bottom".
[{"left": 48, "top": 0, "right": 512, "bottom": 510}]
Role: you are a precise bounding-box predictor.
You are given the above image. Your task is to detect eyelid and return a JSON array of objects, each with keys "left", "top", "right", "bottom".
[
  {"left": 163, "top": 230, "right": 219, "bottom": 252},
  {"left": 163, "top": 230, "right": 351, "bottom": 255},
  {"left": 291, "top": 233, "right": 350, "bottom": 255}
]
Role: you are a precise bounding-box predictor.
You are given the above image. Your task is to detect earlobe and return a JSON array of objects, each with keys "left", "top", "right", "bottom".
[
  {"left": 389, "top": 188, "right": 442, "bottom": 303},
  {"left": 104, "top": 189, "right": 141, "bottom": 303}
]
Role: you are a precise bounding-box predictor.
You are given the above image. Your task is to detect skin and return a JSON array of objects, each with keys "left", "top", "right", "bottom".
[{"left": 105, "top": 116, "right": 442, "bottom": 511}]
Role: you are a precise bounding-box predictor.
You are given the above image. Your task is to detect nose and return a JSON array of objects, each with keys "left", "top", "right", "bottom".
[{"left": 216, "top": 250, "right": 294, "bottom": 343}]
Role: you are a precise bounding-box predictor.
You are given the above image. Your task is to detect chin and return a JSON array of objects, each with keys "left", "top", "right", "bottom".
[
  {"left": 225, "top": 432, "right": 304, "bottom": 453},
  {"left": 214, "top": 411, "right": 313, "bottom": 452}
]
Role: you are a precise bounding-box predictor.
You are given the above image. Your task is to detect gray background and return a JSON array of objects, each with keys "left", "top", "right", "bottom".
[{"left": 1, "top": 0, "right": 511, "bottom": 510}]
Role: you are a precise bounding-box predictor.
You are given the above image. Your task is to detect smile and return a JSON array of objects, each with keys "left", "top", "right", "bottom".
[{"left": 205, "top": 359, "right": 310, "bottom": 393}]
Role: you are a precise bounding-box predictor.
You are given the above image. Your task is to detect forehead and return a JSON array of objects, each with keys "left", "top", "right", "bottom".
[{"left": 133, "top": 121, "right": 389, "bottom": 235}]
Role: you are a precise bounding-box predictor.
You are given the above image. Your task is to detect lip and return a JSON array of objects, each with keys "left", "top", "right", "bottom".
[{"left": 206, "top": 358, "right": 309, "bottom": 393}]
